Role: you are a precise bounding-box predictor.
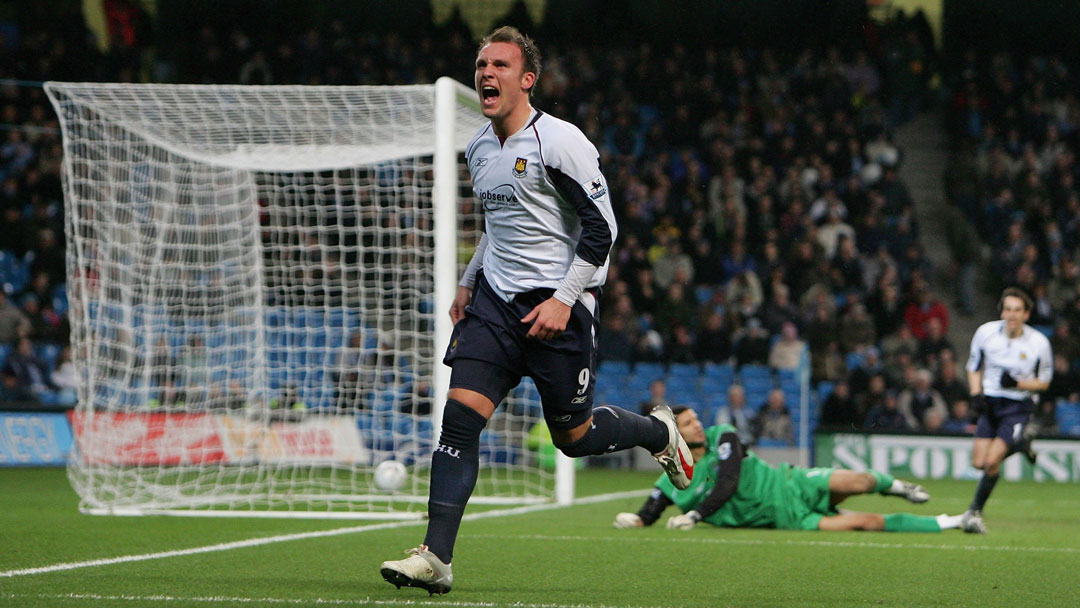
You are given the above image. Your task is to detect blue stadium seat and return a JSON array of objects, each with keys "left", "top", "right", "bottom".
[
  {"left": 740, "top": 364, "right": 771, "bottom": 384},
  {"left": 818, "top": 381, "right": 836, "bottom": 404},
  {"left": 598, "top": 360, "right": 631, "bottom": 377},
  {"left": 755, "top": 438, "right": 791, "bottom": 448},
  {"left": 37, "top": 342, "right": 61, "bottom": 369},
  {"left": 667, "top": 363, "right": 701, "bottom": 379},
  {"left": 703, "top": 362, "right": 735, "bottom": 380},
  {"left": 51, "top": 283, "right": 68, "bottom": 315},
  {"left": 633, "top": 361, "right": 665, "bottom": 381}
]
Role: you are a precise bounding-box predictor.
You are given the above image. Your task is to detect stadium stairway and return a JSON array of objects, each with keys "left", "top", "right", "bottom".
[{"left": 895, "top": 109, "right": 984, "bottom": 362}]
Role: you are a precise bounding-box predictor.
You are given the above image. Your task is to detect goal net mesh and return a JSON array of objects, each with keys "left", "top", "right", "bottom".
[{"left": 45, "top": 82, "right": 554, "bottom": 517}]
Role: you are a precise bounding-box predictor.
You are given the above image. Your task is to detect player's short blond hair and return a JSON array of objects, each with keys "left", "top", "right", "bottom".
[{"left": 479, "top": 26, "right": 542, "bottom": 96}]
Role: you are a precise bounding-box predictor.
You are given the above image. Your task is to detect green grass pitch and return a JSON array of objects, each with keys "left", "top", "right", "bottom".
[{"left": 1, "top": 466, "right": 1077, "bottom": 607}]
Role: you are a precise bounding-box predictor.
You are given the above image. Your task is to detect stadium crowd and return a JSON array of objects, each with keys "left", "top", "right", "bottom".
[
  {"left": 3, "top": 5, "right": 1075, "bottom": 442},
  {"left": 946, "top": 49, "right": 1080, "bottom": 436}
]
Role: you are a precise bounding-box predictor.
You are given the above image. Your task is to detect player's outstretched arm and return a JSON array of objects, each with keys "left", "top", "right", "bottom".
[{"left": 614, "top": 489, "right": 673, "bottom": 528}]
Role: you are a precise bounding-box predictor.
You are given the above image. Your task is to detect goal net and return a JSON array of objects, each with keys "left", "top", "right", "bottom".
[{"left": 45, "top": 79, "right": 571, "bottom": 518}]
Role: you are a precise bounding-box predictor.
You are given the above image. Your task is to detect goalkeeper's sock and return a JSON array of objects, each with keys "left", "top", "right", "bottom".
[
  {"left": 935, "top": 514, "right": 964, "bottom": 530},
  {"left": 424, "top": 399, "right": 487, "bottom": 564},
  {"left": 883, "top": 513, "right": 943, "bottom": 533},
  {"left": 969, "top": 473, "right": 999, "bottom": 512},
  {"left": 558, "top": 405, "right": 667, "bottom": 457},
  {"left": 870, "top": 470, "right": 897, "bottom": 494}
]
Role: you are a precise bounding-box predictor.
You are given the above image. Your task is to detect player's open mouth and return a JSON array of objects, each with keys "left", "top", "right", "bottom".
[{"left": 481, "top": 86, "right": 499, "bottom": 101}]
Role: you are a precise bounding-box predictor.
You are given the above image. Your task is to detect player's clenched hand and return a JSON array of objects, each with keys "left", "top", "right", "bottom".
[
  {"left": 666, "top": 511, "right": 701, "bottom": 530},
  {"left": 449, "top": 286, "right": 472, "bottom": 325},
  {"left": 613, "top": 512, "right": 643, "bottom": 528},
  {"left": 521, "top": 297, "right": 571, "bottom": 340}
]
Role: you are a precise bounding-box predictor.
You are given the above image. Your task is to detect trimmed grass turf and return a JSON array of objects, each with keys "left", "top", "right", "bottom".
[{"left": 1, "top": 467, "right": 1077, "bottom": 607}]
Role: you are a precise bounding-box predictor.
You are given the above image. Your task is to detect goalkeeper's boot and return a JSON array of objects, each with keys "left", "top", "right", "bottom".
[
  {"left": 886, "top": 479, "right": 930, "bottom": 504},
  {"left": 380, "top": 545, "right": 453, "bottom": 595},
  {"left": 960, "top": 510, "right": 988, "bottom": 534},
  {"left": 649, "top": 405, "right": 695, "bottom": 490}
]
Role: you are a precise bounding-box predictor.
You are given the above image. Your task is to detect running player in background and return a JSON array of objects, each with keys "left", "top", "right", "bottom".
[
  {"left": 614, "top": 408, "right": 970, "bottom": 534},
  {"left": 380, "top": 26, "right": 694, "bottom": 595},
  {"left": 961, "top": 287, "right": 1052, "bottom": 533}
]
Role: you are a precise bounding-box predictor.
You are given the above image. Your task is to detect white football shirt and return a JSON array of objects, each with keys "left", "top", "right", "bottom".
[
  {"left": 465, "top": 109, "right": 616, "bottom": 302},
  {"left": 965, "top": 320, "right": 1053, "bottom": 401}
]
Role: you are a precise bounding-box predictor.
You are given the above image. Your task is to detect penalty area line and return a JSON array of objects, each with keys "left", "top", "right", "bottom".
[
  {"left": 469, "top": 532, "right": 1080, "bottom": 555},
  {"left": 0, "top": 490, "right": 647, "bottom": 579}
]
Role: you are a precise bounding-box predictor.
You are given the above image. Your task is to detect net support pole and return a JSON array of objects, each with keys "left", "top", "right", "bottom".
[
  {"left": 432, "top": 76, "right": 459, "bottom": 437},
  {"left": 555, "top": 452, "right": 574, "bottom": 505}
]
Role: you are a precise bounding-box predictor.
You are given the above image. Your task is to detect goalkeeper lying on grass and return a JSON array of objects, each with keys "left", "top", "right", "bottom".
[{"left": 615, "top": 407, "right": 971, "bottom": 533}]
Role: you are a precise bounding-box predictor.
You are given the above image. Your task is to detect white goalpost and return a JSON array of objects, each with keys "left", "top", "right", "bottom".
[{"left": 45, "top": 78, "right": 573, "bottom": 518}]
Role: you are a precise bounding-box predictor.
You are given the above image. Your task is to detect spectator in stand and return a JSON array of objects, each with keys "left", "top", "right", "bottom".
[
  {"left": 935, "top": 354, "right": 969, "bottom": 406},
  {"left": 829, "top": 236, "right": 864, "bottom": 292},
  {"left": 598, "top": 313, "right": 635, "bottom": 363},
  {"left": 754, "top": 389, "right": 794, "bottom": 445},
  {"left": 848, "top": 346, "right": 884, "bottom": 395},
  {"left": 942, "top": 400, "right": 977, "bottom": 435},
  {"left": 694, "top": 312, "right": 732, "bottom": 363},
  {"left": 918, "top": 317, "right": 953, "bottom": 367},
  {"left": 897, "top": 369, "right": 948, "bottom": 431},
  {"left": 820, "top": 380, "right": 860, "bottom": 428},
  {"left": 638, "top": 378, "right": 669, "bottom": 416},
  {"left": 865, "top": 389, "right": 911, "bottom": 432},
  {"left": 880, "top": 323, "right": 920, "bottom": 368},
  {"left": 1, "top": 336, "right": 56, "bottom": 402},
  {"left": 768, "top": 321, "right": 806, "bottom": 371},
  {"left": 733, "top": 317, "right": 770, "bottom": 367},
  {"left": 654, "top": 282, "right": 696, "bottom": 343},
  {"left": 1046, "top": 354, "right": 1080, "bottom": 404},
  {"left": 0, "top": 291, "right": 30, "bottom": 344},
  {"left": 1047, "top": 258, "right": 1078, "bottom": 316},
  {"left": 1049, "top": 320, "right": 1080, "bottom": 366},
  {"left": 714, "top": 384, "right": 755, "bottom": 445},
  {"left": 839, "top": 302, "right": 877, "bottom": 354},
  {"left": 857, "top": 374, "right": 887, "bottom": 421},
  {"left": 903, "top": 287, "right": 949, "bottom": 340},
  {"left": 666, "top": 325, "right": 696, "bottom": 364},
  {"left": 761, "top": 283, "right": 800, "bottom": 335}
]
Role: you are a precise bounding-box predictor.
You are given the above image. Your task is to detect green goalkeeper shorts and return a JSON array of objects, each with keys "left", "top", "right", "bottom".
[{"left": 775, "top": 465, "right": 837, "bottom": 531}]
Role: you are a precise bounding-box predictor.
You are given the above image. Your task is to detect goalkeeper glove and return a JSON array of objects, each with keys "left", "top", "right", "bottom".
[
  {"left": 666, "top": 510, "right": 701, "bottom": 530},
  {"left": 613, "top": 512, "right": 643, "bottom": 529},
  {"left": 1000, "top": 371, "right": 1018, "bottom": 389},
  {"left": 970, "top": 394, "right": 986, "bottom": 415}
]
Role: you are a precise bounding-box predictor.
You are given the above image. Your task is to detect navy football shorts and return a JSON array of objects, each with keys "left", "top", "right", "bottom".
[
  {"left": 443, "top": 272, "right": 597, "bottom": 430},
  {"left": 974, "top": 396, "right": 1034, "bottom": 446}
]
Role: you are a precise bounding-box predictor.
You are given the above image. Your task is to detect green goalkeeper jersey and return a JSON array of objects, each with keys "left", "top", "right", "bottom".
[{"left": 655, "top": 424, "right": 796, "bottom": 528}]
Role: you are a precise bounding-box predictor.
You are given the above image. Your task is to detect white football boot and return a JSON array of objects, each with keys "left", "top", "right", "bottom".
[
  {"left": 380, "top": 545, "right": 453, "bottom": 595},
  {"left": 960, "top": 510, "right": 988, "bottom": 534},
  {"left": 649, "top": 405, "right": 695, "bottom": 489},
  {"left": 885, "top": 479, "right": 931, "bottom": 503}
]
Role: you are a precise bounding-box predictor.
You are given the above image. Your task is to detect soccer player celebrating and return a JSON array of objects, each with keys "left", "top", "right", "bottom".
[
  {"left": 614, "top": 408, "right": 970, "bottom": 534},
  {"left": 961, "top": 288, "right": 1052, "bottom": 533},
  {"left": 380, "top": 26, "right": 694, "bottom": 595}
]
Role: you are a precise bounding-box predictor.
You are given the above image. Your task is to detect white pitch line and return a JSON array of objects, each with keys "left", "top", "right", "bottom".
[
  {"left": 0, "top": 593, "right": 666, "bottom": 608},
  {"left": 0, "top": 490, "right": 647, "bottom": 579},
  {"left": 468, "top": 533, "right": 1080, "bottom": 555},
  {"left": 0, "top": 593, "right": 669, "bottom": 608}
]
